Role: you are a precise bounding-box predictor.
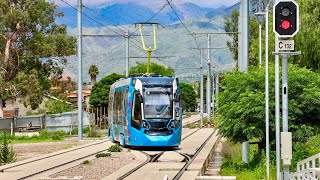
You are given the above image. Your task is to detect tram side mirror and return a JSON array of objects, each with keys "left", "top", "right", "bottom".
[{"left": 174, "top": 94, "right": 181, "bottom": 102}]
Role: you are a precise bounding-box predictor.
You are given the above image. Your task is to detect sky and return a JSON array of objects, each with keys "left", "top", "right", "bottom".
[{"left": 52, "top": 0, "right": 239, "bottom": 8}]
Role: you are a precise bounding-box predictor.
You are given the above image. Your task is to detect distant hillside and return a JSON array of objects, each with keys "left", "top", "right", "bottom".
[
  {"left": 56, "top": 2, "right": 218, "bottom": 28},
  {"left": 63, "top": 16, "right": 236, "bottom": 83}
]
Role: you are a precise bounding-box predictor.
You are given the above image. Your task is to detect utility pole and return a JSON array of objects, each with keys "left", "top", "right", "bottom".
[
  {"left": 265, "top": 2, "right": 271, "bottom": 178},
  {"left": 82, "top": 34, "right": 142, "bottom": 78},
  {"left": 239, "top": 0, "right": 249, "bottom": 73},
  {"left": 215, "top": 73, "right": 219, "bottom": 110},
  {"left": 240, "top": 0, "right": 250, "bottom": 164},
  {"left": 77, "top": 0, "right": 83, "bottom": 141},
  {"left": 126, "top": 30, "right": 130, "bottom": 77},
  {"left": 188, "top": 32, "right": 233, "bottom": 121},
  {"left": 212, "top": 72, "right": 215, "bottom": 119},
  {"left": 200, "top": 50, "right": 204, "bottom": 126},
  {"left": 206, "top": 35, "right": 211, "bottom": 120}
]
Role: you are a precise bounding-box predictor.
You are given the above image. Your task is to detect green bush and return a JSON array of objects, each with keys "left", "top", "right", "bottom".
[
  {"left": 95, "top": 153, "right": 111, "bottom": 158},
  {"left": 53, "top": 130, "right": 67, "bottom": 137},
  {"left": 87, "top": 129, "right": 101, "bottom": 138},
  {"left": 108, "top": 144, "right": 122, "bottom": 152},
  {"left": 71, "top": 127, "right": 90, "bottom": 135},
  {"left": 0, "top": 133, "right": 16, "bottom": 165}
]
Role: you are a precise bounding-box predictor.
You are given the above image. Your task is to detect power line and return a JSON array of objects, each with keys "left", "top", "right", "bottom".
[
  {"left": 59, "top": 0, "right": 125, "bottom": 37},
  {"left": 127, "top": 0, "right": 172, "bottom": 38},
  {"left": 165, "top": 0, "right": 200, "bottom": 51},
  {"left": 59, "top": 0, "right": 149, "bottom": 56},
  {"left": 83, "top": 6, "right": 127, "bottom": 34},
  {"left": 206, "top": 2, "right": 239, "bottom": 24}
]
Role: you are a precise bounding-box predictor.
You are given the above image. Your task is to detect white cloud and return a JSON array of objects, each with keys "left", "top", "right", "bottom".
[{"left": 51, "top": 0, "right": 239, "bottom": 8}]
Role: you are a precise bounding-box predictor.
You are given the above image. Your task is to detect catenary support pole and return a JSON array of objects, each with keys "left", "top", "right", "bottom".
[
  {"left": 77, "top": 0, "right": 83, "bottom": 141},
  {"left": 200, "top": 50, "right": 204, "bottom": 126},
  {"left": 259, "top": 23, "right": 262, "bottom": 68},
  {"left": 212, "top": 73, "right": 215, "bottom": 119},
  {"left": 126, "top": 30, "right": 129, "bottom": 77},
  {"left": 215, "top": 73, "right": 219, "bottom": 110},
  {"left": 265, "top": 5, "right": 270, "bottom": 179},
  {"left": 206, "top": 35, "right": 211, "bottom": 120},
  {"left": 240, "top": 0, "right": 250, "bottom": 164}
]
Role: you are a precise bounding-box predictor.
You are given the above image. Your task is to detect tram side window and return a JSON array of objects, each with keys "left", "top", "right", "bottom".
[
  {"left": 122, "top": 90, "right": 128, "bottom": 126},
  {"left": 132, "top": 95, "right": 142, "bottom": 130},
  {"left": 114, "top": 91, "right": 122, "bottom": 125}
]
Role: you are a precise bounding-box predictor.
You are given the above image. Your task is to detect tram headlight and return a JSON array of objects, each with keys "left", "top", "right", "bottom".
[
  {"left": 142, "top": 120, "right": 149, "bottom": 128},
  {"left": 169, "top": 121, "right": 175, "bottom": 128}
]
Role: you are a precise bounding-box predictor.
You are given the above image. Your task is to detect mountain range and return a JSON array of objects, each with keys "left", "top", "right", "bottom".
[{"left": 56, "top": 1, "right": 239, "bottom": 83}]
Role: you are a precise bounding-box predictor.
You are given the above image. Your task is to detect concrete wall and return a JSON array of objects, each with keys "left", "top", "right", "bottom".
[{"left": 0, "top": 111, "right": 94, "bottom": 132}]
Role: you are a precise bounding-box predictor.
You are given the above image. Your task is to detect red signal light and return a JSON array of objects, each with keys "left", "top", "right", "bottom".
[{"left": 281, "top": 20, "right": 291, "bottom": 30}]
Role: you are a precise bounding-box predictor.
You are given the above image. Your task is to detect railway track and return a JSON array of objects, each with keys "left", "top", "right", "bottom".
[
  {"left": 0, "top": 140, "right": 109, "bottom": 180},
  {"left": 116, "top": 128, "right": 218, "bottom": 180}
]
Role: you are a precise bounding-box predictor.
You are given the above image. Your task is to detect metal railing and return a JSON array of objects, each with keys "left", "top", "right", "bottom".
[{"left": 289, "top": 153, "right": 320, "bottom": 180}]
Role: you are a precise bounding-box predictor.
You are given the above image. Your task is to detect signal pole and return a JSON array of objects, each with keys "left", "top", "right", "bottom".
[
  {"left": 273, "top": 1, "right": 300, "bottom": 179},
  {"left": 77, "top": 0, "right": 83, "bottom": 141}
]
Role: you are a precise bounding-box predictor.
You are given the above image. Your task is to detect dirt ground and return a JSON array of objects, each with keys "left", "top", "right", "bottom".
[{"left": 12, "top": 137, "right": 107, "bottom": 161}]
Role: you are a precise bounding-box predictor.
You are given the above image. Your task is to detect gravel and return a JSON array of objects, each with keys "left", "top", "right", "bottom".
[
  {"left": 12, "top": 137, "right": 105, "bottom": 161},
  {"left": 49, "top": 150, "right": 136, "bottom": 180}
]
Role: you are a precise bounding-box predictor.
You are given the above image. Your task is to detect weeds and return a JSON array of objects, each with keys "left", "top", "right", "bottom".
[
  {"left": 108, "top": 144, "right": 122, "bottom": 152},
  {"left": 0, "top": 133, "right": 16, "bottom": 165},
  {"left": 81, "top": 160, "right": 90, "bottom": 165},
  {"left": 95, "top": 153, "right": 111, "bottom": 158},
  {"left": 87, "top": 128, "right": 101, "bottom": 138}
]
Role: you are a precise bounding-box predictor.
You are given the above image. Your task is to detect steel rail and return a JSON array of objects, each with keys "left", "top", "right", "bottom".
[{"left": 0, "top": 141, "right": 105, "bottom": 172}]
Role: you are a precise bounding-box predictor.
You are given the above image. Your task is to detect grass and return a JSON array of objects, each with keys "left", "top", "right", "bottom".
[
  {"left": 95, "top": 153, "right": 111, "bottom": 158},
  {"left": 220, "top": 141, "right": 277, "bottom": 180},
  {"left": 0, "top": 130, "right": 66, "bottom": 144},
  {"left": 108, "top": 144, "right": 122, "bottom": 152}
]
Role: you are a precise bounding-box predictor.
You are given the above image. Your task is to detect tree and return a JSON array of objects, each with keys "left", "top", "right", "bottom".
[
  {"left": 0, "top": 0, "right": 76, "bottom": 116},
  {"left": 90, "top": 73, "right": 124, "bottom": 107},
  {"left": 129, "top": 62, "right": 175, "bottom": 76},
  {"left": 45, "top": 99, "right": 72, "bottom": 114},
  {"left": 224, "top": 9, "right": 239, "bottom": 63},
  {"left": 89, "top": 64, "right": 99, "bottom": 84},
  {"left": 180, "top": 83, "right": 197, "bottom": 112},
  {"left": 293, "top": 0, "right": 320, "bottom": 72},
  {"left": 218, "top": 65, "right": 320, "bottom": 149},
  {"left": 225, "top": 8, "right": 261, "bottom": 67}
]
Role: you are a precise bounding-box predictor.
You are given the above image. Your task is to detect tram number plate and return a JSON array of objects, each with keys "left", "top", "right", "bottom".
[{"left": 276, "top": 40, "right": 294, "bottom": 51}]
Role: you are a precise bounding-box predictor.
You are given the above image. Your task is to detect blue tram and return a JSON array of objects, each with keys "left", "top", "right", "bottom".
[{"left": 107, "top": 76, "right": 182, "bottom": 147}]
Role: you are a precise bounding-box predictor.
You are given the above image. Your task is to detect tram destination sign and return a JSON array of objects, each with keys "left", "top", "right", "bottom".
[{"left": 276, "top": 39, "right": 294, "bottom": 51}]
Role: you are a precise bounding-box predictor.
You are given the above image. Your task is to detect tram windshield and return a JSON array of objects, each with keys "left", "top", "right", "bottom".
[{"left": 143, "top": 86, "right": 173, "bottom": 119}]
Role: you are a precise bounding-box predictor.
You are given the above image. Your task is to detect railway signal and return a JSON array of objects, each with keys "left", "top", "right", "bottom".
[{"left": 273, "top": 0, "right": 299, "bottom": 38}]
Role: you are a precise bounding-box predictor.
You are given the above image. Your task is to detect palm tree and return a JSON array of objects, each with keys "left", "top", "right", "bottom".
[{"left": 89, "top": 65, "right": 99, "bottom": 84}]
